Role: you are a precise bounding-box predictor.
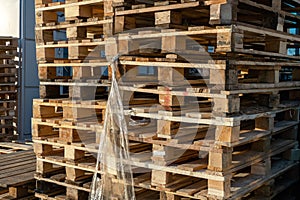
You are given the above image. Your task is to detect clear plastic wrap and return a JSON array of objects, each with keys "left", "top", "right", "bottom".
[{"left": 90, "top": 56, "right": 136, "bottom": 200}]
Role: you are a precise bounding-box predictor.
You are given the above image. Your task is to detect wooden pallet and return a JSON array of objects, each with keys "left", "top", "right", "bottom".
[
  {"left": 113, "top": 0, "right": 300, "bottom": 34},
  {"left": 35, "top": 17, "right": 112, "bottom": 44},
  {"left": 36, "top": 39, "right": 108, "bottom": 61},
  {"left": 0, "top": 142, "right": 33, "bottom": 154},
  {"left": 37, "top": 59, "right": 109, "bottom": 80},
  {"left": 35, "top": 0, "right": 109, "bottom": 25},
  {"left": 32, "top": 98, "right": 106, "bottom": 142},
  {"left": 0, "top": 150, "right": 36, "bottom": 200},
  {"left": 105, "top": 24, "right": 300, "bottom": 59},
  {"left": 32, "top": 97, "right": 299, "bottom": 146},
  {"left": 117, "top": 56, "right": 300, "bottom": 90}
]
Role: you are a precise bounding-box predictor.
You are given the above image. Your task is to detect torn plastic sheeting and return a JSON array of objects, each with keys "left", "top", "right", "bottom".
[{"left": 90, "top": 57, "right": 136, "bottom": 200}]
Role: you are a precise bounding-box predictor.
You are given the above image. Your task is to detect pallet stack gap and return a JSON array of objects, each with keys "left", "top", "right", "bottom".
[{"left": 33, "top": 0, "right": 300, "bottom": 199}]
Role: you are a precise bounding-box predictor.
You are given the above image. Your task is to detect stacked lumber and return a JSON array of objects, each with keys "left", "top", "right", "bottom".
[
  {"left": 33, "top": 0, "right": 300, "bottom": 199},
  {"left": 0, "top": 37, "right": 18, "bottom": 141}
]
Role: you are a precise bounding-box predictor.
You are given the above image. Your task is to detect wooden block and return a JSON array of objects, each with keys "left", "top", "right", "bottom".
[
  {"left": 283, "top": 149, "right": 300, "bottom": 161},
  {"left": 33, "top": 104, "right": 62, "bottom": 118},
  {"left": 114, "top": 16, "right": 136, "bottom": 34},
  {"left": 34, "top": 143, "right": 53, "bottom": 156},
  {"left": 39, "top": 67, "right": 57, "bottom": 80},
  {"left": 69, "top": 86, "right": 96, "bottom": 100},
  {"left": 210, "top": 3, "right": 233, "bottom": 25},
  {"left": 159, "top": 94, "right": 184, "bottom": 107},
  {"left": 36, "top": 48, "right": 55, "bottom": 61},
  {"left": 160, "top": 191, "right": 167, "bottom": 200},
  {"left": 105, "top": 39, "right": 118, "bottom": 58},
  {"left": 209, "top": 69, "right": 238, "bottom": 88},
  {"left": 40, "top": 85, "right": 61, "bottom": 98},
  {"left": 216, "top": 30, "right": 231, "bottom": 53},
  {"left": 215, "top": 125, "right": 240, "bottom": 143},
  {"left": 67, "top": 27, "right": 87, "bottom": 40},
  {"left": 284, "top": 109, "right": 299, "bottom": 121},
  {"left": 272, "top": 0, "right": 282, "bottom": 10},
  {"left": 67, "top": 188, "right": 88, "bottom": 200},
  {"left": 111, "top": 178, "right": 130, "bottom": 198},
  {"left": 66, "top": 167, "right": 85, "bottom": 182},
  {"left": 251, "top": 159, "right": 271, "bottom": 176},
  {"left": 208, "top": 178, "right": 231, "bottom": 198},
  {"left": 157, "top": 120, "right": 180, "bottom": 136},
  {"left": 118, "top": 35, "right": 139, "bottom": 55},
  {"left": 255, "top": 69, "right": 280, "bottom": 83},
  {"left": 255, "top": 116, "right": 274, "bottom": 131},
  {"left": 232, "top": 32, "right": 244, "bottom": 49},
  {"left": 216, "top": 31, "right": 243, "bottom": 52},
  {"left": 208, "top": 147, "right": 232, "bottom": 171},
  {"left": 68, "top": 46, "right": 89, "bottom": 59},
  {"left": 103, "top": 22, "right": 114, "bottom": 36},
  {"left": 265, "top": 37, "right": 287, "bottom": 54},
  {"left": 36, "top": 30, "right": 53, "bottom": 43},
  {"left": 164, "top": 193, "right": 181, "bottom": 200},
  {"left": 151, "top": 170, "right": 172, "bottom": 187},
  {"left": 36, "top": 160, "right": 53, "bottom": 174},
  {"left": 258, "top": 93, "right": 280, "bottom": 108},
  {"left": 36, "top": 11, "right": 57, "bottom": 24},
  {"left": 162, "top": 32, "right": 186, "bottom": 53},
  {"left": 276, "top": 15, "right": 284, "bottom": 31},
  {"left": 32, "top": 123, "right": 57, "bottom": 138},
  {"left": 152, "top": 144, "right": 189, "bottom": 165},
  {"left": 9, "top": 185, "right": 29, "bottom": 198},
  {"left": 158, "top": 68, "right": 185, "bottom": 86},
  {"left": 73, "top": 66, "right": 92, "bottom": 79},
  {"left": 114, "top": 16, "right": 125, "bottom": 34},
  {"left": 65, "top": 145, "right": 85, "bottom": 160},
  {"left": 155, "top": 11, "right": 182, "bottom": 26},
  {"left": 104, "top": 0, "right": 113, "bottom": 15},
  {"left": 65, "top": 5, "right": 92, "bottom": 20},
  {"left": 213, "top": 96, "right": 240, "bottom": 114},
  {"left": 293, "top": 68, "right": 300, "bottom": 81},
  {"left": 251, "top": 138, "right": 270, "bottom": 152},
  {"left": 59, "top": 127, "right": 81, "bottom": 143}
]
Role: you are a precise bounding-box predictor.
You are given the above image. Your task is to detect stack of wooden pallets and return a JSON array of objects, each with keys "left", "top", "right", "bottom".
[
  {"left": 33, "top": 0, "right": 300, "bottom": 199},
  {"left": 33, "top": 0, "right": 112, "bottom": 199},
  {"left": 0, "top": 37, "right": 18, "bottom": 141}
]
